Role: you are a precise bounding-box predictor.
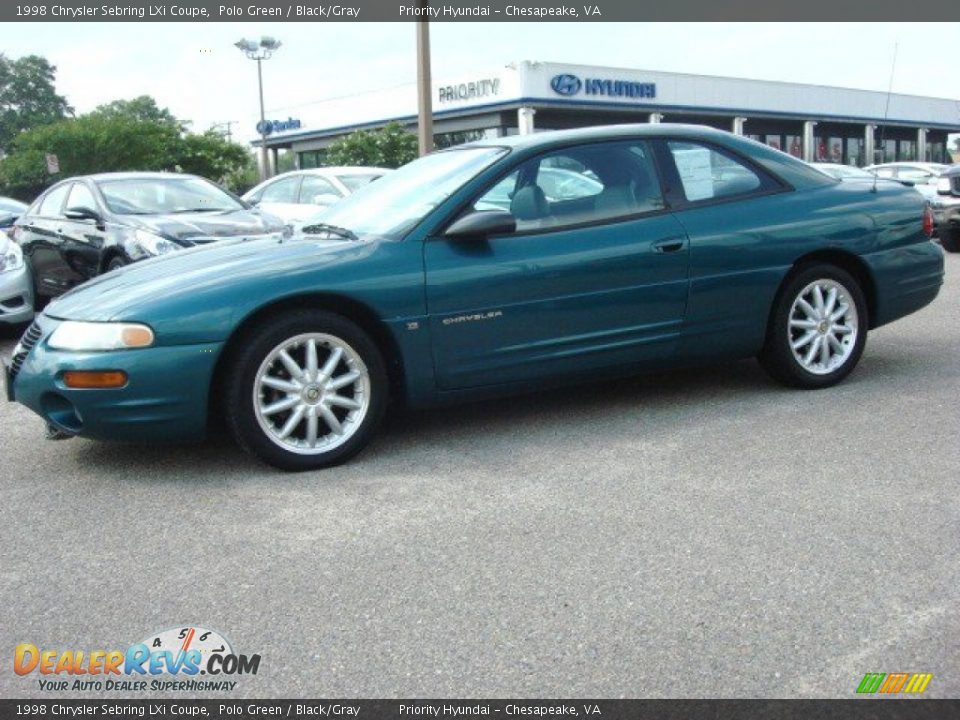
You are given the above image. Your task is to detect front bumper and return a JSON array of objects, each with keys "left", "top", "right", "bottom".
[
  {"left": 0, "top": 265, "right": 34, "bottom": 325},
  {"left": 8, "top": 315, "right": 223, "bottom": 442}
]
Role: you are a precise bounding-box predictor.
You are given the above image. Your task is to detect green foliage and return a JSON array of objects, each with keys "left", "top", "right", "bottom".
[
  {"left": 0, "top": 98, "right": 254, "bottom": 201},
  {"left": 323, "top": 122, "right": 418, "bottom": 169},
  {"left": 90, "top": 96, "right": 184, "bottom": 130},
  {"left": 0, "top": 53, "right": 72, "bottom": 153}
]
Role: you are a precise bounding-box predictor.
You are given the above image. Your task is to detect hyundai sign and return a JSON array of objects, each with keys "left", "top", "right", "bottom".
[
  {"left": 550, "top": 74, "right": 656, "bottom": 100},
  {"left": 256, "top": 117, "right": 302, "bottom": 136}
]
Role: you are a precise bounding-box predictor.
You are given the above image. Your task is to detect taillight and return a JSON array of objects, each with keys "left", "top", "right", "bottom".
[{"left": 922, "top": 205, "right": 934, "bottom": 238}]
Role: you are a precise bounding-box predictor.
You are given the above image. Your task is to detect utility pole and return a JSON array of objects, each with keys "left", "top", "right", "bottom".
[
  {"left": 415, "top": 3, "right": 433, "bottom": 157},
  {"left": 235, "top": 36, "right": 282, "bottom": 181}
]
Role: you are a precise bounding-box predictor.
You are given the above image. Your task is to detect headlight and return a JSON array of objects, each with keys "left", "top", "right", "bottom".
[
  {"left": 48, "top": 321, "right": 155, "bottom": 351},
  {"left": 936, "top": 177, "right": 951, "bottom": 194},
  {"left": 0, "top": 241, "right": 24, "bottom": 274},
  {"left": 132, "top": 229, "right": 179, "bottom": 258}
]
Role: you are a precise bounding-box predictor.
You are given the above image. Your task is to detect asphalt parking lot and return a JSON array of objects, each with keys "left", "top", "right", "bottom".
[{"left": 1, "top": 253, "right": 957, "bottom": 700}]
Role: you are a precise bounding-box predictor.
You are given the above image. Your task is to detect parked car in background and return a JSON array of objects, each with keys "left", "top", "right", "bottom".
[
  {"left": 243, "top": 167, "right": 389, "bottom": 223},
  {"left": 863, "top": 162, "right": 960, "bottom": 233},
  {"left": 0, "top": 197, "right": 28, "bottom": 237},
  {"left": 935, "top": 166, "right": 960, "bottom": 252},
  {"left": 4, "top": 125, "right": 943, "bottom": 471},
  {"left": 810, "top": 163, "right": 876, "bottom": 181},
  {"left": 0, "top": 231, "right": 33, "bottom": 327},
  {"left": 11, "top": 172, "right": 286, "bottom": 305}
]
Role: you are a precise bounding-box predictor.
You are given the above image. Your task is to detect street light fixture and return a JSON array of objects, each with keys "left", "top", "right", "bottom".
[{"left": 235, "top": 36, "right": 282, "bottom": 181}]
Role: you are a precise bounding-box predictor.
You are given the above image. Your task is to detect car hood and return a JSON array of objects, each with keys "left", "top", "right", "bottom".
[
  {"left": 128, "top": 208, "right": 284, "bottom": 243},
  {"left": 44, "top": 235, "right": 369, "bottom": 323}
]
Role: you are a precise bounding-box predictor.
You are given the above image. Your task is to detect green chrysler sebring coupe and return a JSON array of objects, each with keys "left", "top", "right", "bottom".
[{"left": 3, "top": 126, "right": 945, "bottom": 470}]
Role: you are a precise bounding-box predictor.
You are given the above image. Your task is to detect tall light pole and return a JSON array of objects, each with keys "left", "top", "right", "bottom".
[
  {"left": 235, "top": 36, "right": 282, "bottom": 181},
  {"left": 415, "top": 5, "right": 433, "bottom": 157}
]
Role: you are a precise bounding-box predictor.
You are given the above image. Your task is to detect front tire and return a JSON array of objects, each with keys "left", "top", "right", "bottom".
[
  {"left": 224, "top": 310, "right": 388, "bottom": 471},
  {"left": 940, "top": 227, "right": 960, "bottom": 253},
  {"left": 759, "top": 264, "right": 868, "bottom": 389}
]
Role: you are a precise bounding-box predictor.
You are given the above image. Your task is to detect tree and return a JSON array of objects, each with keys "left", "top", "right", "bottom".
[
  {"left": 0, "top": 54, "right": 72, "bottom": 154},
  {"left": 91, "top": 96, "right": 184, "bottom": 130},
  {"left": 324, "top": 122, "right": 418, "bottom": 169},
  {"left": 0, "top": 98, "right": 254, "bottom": 201}
]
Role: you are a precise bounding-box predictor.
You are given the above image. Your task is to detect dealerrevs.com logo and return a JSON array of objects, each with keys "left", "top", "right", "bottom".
[{"left": 14, "top": 626, "right": 261, "bottom": 692}]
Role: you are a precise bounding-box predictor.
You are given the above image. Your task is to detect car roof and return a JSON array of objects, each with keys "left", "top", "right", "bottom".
[
  {"left": 463, "top": 123, "right": 736, "bottom": 152},
  {"left": 82, "top": 171, "right": 204, "bottom": 182}
]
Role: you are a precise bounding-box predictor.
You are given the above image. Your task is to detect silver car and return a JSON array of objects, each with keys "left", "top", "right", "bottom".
[
  {"left": 243, "top": 167, "right": 390, "bottom": 224},
  {"left": 0, "top": 233, "right": 33, "bottom": 326},
  {"left": 864, "top": 162, "right": 960, "bottom": 228}
]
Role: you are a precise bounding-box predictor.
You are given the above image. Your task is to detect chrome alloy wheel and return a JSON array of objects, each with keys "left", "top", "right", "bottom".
[
  {"left": 787, "top": 279, "right": 859, "bottom": 376},
  {"left": 252, "top": 333, "right": 371, "bottom": 455}
]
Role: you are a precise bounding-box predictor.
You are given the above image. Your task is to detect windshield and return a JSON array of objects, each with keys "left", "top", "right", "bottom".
[
  {"left": 309, "top": 147, "right": 506, "bottom": 238},
  {"left": 337, "top": 173, "right": 384, "bottom": 192},
  {"left": 96, "top": 177, "right": 244, "bottom": 215}
]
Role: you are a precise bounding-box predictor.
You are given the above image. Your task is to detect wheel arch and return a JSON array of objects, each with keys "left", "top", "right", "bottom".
[
  {"left": 771, "top": 249, "right": 878, "bottom": 331},
  {"left": 98, "top": 247, "right": 126, "bottom": 274},
  {"left": 207, "top": 293, "right": 405, "bottom": 427}
]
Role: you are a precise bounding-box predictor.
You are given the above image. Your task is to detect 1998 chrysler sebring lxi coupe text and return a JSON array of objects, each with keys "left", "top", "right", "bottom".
[{"left": 3, "top": 126, "right": 944, "bottom": 470}]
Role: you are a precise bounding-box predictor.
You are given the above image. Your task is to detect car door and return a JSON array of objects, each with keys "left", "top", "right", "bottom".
[
  {"left": 251, "top": 174, "right": 303, "bottom": 221},
  {"left": 297, "top": 174, "right": 344, "bottom": 220},
  {"left": 19, "top": 182, "right": 72, "bottom": 298},
  {"left": 657, "top": 138, "right": 802, "bottom": 361},
  {"left": 58, "top": 181, "right": 109, "bottom": 286},
  {"left": 424, "top": 139, "right": 690, "bottom": 391}
]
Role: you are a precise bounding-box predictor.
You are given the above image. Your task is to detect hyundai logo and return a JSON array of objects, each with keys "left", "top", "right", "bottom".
[{"left": 550, "top": 74, "right": 582, "bottom": 96}]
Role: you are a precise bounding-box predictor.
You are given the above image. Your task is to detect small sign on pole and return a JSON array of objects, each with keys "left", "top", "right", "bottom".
[{"left": 45, "top": 153, "right": 59, "bottom": 174}]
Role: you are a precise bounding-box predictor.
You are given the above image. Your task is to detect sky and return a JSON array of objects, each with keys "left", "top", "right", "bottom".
[{"left": 8, "top": 22, "right": 958, "bottom": 144}]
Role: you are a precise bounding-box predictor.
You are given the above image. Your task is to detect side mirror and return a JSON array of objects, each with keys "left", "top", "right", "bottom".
[
  {"left": 64, "top": 206, "right": 102, "bottom": 223},
  {"left": 246, "top": 197, "right": 260, "bottom": 206},
  {"left": 0, "top": 212, "right": 16, "bottom": 228},
  {"left": 311, "top": 193, "right": 341, "bottom": 206},
  {"left": 445, "top": 210, "right": 516, "bottom": 239}
]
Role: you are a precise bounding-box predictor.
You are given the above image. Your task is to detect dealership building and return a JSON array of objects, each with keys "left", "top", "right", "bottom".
[{"left": 256, "top": 61, "right": 960, "bottom": 171}]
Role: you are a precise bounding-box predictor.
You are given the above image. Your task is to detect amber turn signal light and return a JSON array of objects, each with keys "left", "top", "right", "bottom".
[{"left": 63, "top": 371, "right": 128, "bottom": 389}]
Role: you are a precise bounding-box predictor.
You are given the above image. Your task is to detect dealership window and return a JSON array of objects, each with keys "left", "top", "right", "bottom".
[
  {"left": 846, "top": 137, "right": 864, "bottom": 166},
  {"left": 667, "top": 141, "right": 763, "bottom": 203},
  {"left": 881, "top": 139, "right": 897, "bottom": 163},
  {"left": 898, "top": 139, "right": 917, "bottom": 162},
  {"left": 471, "top": 140, "right": 664, "bottom": 232},
  {"left": 784, "top": 135, "right": 802, "bottom": 158},
  {"left": 298, "top": 151, "right": 326, "bottom": 169},
  {"left": 764, "top": 135, "right": 782, "bottom": 152}
]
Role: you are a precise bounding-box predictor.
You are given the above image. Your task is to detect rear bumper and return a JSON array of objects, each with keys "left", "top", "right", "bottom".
[
  {"left": 863, "top": 241, "right": 944, "bottom": 329},
  {"left": 9, "top": 321, "right": 222, "bottom": 442},
  {"left": 0, "top": 266, "right": 33, "bottom": 325}
]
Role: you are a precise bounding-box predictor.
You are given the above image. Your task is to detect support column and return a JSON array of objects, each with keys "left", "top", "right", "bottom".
[
  {"left": 268, "top": 148, "right": 279, "bottom": 177},
  {"left": 731, "top": 117, "right": 747, "bottom": 135},
  {"left": 648, "top": 112, "right": 663, "bottom": 124},
  {"left": 864, "top": 124, "right": 876, "bottom": 166},
  {"left": 517, "top": 107, "right": 536, "bottom": 136},
  {"left": 917, "top": 127, "right": 928, "bottom": 162},
  {"left": 802, "top": 120, "right": 818, "bottom": 162}
]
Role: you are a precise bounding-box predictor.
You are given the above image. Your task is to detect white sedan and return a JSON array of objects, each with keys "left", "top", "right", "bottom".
[{"left": 243, "top": 166, "right": 390, "bottom": 223}]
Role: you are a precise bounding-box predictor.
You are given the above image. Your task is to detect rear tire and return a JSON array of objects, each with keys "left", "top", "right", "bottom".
[
  {"left": 940, "top": 227, "right": 960, "bottom": 253},
  {"left": 224, "top": 309, "right": 388, "bottom": 471},
  {"left": 759, "top": 264, "right": 868, "bottom": 389}
]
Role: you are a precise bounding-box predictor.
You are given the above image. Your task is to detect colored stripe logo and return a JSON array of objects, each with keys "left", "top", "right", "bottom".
[{"left": 856, "top": 673, "right": 933, "bottom": 694}]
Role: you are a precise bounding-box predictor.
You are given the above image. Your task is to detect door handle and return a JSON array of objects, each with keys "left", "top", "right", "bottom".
[{"left": 652, "top": 237, "right": 686, "bottom": 254}]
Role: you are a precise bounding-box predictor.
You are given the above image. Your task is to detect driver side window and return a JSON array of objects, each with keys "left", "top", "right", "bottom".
[{"left": 470, "top": 140, "right": 664, "bottom": 233}]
